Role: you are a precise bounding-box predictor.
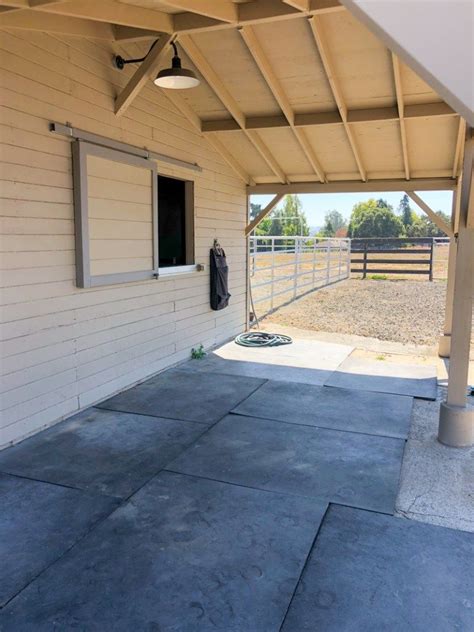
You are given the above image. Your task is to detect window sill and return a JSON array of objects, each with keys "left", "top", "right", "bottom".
[{"left": 158, "top": 264, "right": 204, "bottom": 277}]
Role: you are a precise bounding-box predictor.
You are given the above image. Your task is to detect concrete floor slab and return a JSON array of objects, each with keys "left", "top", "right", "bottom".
[
  {"left": 232, "top": 380, "right": 413, "bottom": 439},
  {"left": 281, "top": 505, "right": 474, "bottom": 632},
  {"left": 325, "top": 356, "right": 438, "bottom": 400},
  {"left": 0, "top": 471, "right": 327, "bottom": 631},
  {"left": 98, "top": 369, "right": 265, "bottom": 425},
  {"left": 0, "top": 408, "right": 204, "bottom": 499},
  {"left": 0, "top": 473, "right": 118, "bottom": 608},
  {"left": 181, "top": 338, "right": 354, "bottom": 385},
  {"left": 168, "top": 414, "right": 405, "bottom": 514}
]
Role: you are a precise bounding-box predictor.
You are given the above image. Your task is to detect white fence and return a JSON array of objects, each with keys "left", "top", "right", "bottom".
[{"left": 249, "top": 236, "right": 351, "bottom": 319}]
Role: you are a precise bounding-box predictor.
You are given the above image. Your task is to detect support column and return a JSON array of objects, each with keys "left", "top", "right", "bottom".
[
  {"left": 438, "top": 191, "right": 459, "bottom": 357},
  {"left": 438, "top": 129, "right": 474, "bottom": 447}
]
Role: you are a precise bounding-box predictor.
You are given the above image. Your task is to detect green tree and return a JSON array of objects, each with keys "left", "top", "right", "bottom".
[
  {"left": 269, "top": 195, "right": 309, "bottom": 236},
  {"left": 249, "top": 202, "right": 261, "bottom": 221},
  {"left": 347, "top": 198, "right": 403, "bottom": 238},
  {"left": 398, "top": 194, "right": 413, "bottom": 230},
  {"left": 320, "top": 210, "right": 347, "bottom": 237}
]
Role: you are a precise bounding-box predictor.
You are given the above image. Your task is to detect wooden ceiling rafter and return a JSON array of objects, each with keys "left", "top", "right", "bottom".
[
  {"left": 201, "top": 101, "right": 457, "bottom": 133},
  {"left": 309, "top": 14, "right": 366, "bottom": 181},
  {"left": 178, "top": 33, "right": 289, "bottom": 184},
  {"left": 239, "top": 24, "right": 326, "bottom": 183},
  {"left": 392, "top": 53, "right": 410, "bottom": 180},
  {"left": 452, "top": 118, "right": 467, "bottom": 178}
]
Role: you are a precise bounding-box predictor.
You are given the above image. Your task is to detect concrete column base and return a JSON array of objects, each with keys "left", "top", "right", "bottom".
[
  {"left": 438, "top": 334, "right": 451, "bottom": 358},
  {"left": 438, "top": 401, "right": 474, "bottom": 447}
]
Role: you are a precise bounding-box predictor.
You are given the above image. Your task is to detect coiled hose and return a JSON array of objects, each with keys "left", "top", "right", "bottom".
[{"left": 234, "top": 332, "right": 292, "bottom": 347}]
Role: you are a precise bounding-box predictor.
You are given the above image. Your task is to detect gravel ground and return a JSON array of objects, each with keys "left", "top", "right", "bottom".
[{"left": 263, "top": 279, "right": 448, "bottom": 346}]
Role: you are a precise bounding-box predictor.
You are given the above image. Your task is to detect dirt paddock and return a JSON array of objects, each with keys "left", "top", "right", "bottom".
[{"left": 262, "top": 278, "right": 448, "bottom": 347}]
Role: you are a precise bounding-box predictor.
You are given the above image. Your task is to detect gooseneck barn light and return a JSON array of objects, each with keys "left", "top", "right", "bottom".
[
  {"left": 115, "top": 41, "right": 199, "bottom": 90},
  {"left": 155, "top": 42, "right": 200, "bottom": 89}
]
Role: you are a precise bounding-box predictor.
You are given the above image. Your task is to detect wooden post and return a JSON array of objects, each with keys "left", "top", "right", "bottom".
[
  {"left": 428, "top": 238, "right": 434, "bottom": 281},
  {"left": 438, "top": 190, "right": 459, "bottom": 357},
  {"left": 438, "top": 129, "right": 474, "bottom": 447},
  {"left": 362, "top": 242, "right": 368, "bottom": 279}
]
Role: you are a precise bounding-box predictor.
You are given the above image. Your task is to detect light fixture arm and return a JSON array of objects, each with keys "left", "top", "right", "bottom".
[{"left": 114, "top": 39, "right": 160, "bottom": 70}]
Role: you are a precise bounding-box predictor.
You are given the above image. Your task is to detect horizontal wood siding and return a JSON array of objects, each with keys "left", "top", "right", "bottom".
[{"left": 0, "top": 29, "right": 247, "bottom": 448}]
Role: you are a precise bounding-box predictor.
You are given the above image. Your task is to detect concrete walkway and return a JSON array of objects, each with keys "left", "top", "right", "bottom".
[{"left": 0, "top": 337, "right": 472, "bottom": 630}]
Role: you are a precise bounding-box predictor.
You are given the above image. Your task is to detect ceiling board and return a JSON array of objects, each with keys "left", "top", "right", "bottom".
[
  {"left": 320, "top": 10, "right": 394, "bottom": 109},
  {"left": 303, "top": 124, "right": 359, "bottom": 175},
  {"left": 251, "top": 18, "right": 336, "bottom": 114},
  {"left": 257, "top": 127, "right": 313, "bottom": 175},
  {"left": 351, "top": 120, "right": 404, "bottom": 174},
  {"left": 189, "top": 29, "right": 281, "bottom": 117},
  {"left": 218, "top": 131, "right": 275, "bottom": 177},
  {"left": 399, "top": 60, "right": 442, "bottom": 106},
  {"left": 406, "top": 116, "right": 458, "bottom": 172}
]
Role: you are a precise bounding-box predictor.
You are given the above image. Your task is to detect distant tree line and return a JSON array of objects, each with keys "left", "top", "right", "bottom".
[{"left": 250, "top": 194, "right": 450, "bottom": 239}]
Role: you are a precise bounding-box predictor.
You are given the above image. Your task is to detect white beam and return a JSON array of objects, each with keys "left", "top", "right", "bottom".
[
  {"left": 178, "top": 34, "right": 288, "bottom": 183},
  {"left": 245, "top": 193, "right": 285, "bottom": 235},
  {"left": 239, "top": 25, "right": 325, "bottom": 183},
  {"left": 309, "top": 15, "right": 366, "bottom": 181},
  {"left": 392, "top": 54, "right": 409, "bottom": 180},
  {"left": 115, "top": 35, "right": 172, "bottom": 117},
  {"left": 406, "top": 191, "right": 453, "bottom": 237}
]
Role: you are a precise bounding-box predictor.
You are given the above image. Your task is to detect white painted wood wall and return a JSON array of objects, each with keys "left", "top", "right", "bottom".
[{"left": 0, "top": 29, "right": 247, "bottom": 448}]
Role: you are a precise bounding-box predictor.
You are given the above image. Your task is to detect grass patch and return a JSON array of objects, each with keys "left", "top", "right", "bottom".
[
  {"left": 368, "top": 274, "right": 388, "bottom": 281},
  {"left": 376, "top": 354, "right": 386, "bottom": 361}
]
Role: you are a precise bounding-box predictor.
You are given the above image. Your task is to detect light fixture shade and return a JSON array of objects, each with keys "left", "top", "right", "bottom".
[{"left": 154, "top": 67, "right": 200, "bottom": 89}]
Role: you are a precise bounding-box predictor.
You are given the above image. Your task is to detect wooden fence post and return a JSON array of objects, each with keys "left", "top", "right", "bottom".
[
  {"left": 362, "top": 242, "right": 368, "bottom": 279},
  {"left": 429, "top": 238, "right": 434, "bottom": 281}
]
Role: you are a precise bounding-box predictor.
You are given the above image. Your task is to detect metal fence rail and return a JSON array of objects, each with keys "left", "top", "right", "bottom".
[{"left": 249, "top": 236, "right": 350, "bottom": 319}]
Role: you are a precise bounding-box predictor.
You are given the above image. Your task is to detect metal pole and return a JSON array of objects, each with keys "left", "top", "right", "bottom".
[
  {"left": 326, "top": 240, "right": 331, "bottom": 283},
  {"left": 293, "top": 237, "right": 299, "bottom": 298},
  {"left": 271, "top": 237, "right": 275, "bottom": 311}
]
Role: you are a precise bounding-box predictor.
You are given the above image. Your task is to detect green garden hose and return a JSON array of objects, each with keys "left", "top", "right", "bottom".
[{"left": 234, "top": 332, "right": 293, "bottom": 347}]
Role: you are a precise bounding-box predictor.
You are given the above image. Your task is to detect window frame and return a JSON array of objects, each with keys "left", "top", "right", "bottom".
[
  {"left": 72, "top": 139, "right": 158, "bottom": 288},
  {"left": 157, "top": 173, "right": 195, "bottom": 270}
]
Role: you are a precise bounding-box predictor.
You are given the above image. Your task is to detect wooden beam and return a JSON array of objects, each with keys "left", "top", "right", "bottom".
[
  {"left": 392, "top": 54, "right": 410, "bottom": 180},
  {"left": 239, "top": 25, "right": 325, "bottom": 183},
  {"left": 282, "top": 0, "right": 310, "bottom": 11},
  {"left": 159, "top": 0, "right": 238, "bottom": 23},
  {"left": 309, "top": 15, "right": 366, "bottom": 181},
  {"left": 201, "top": 101, "right": 456, "bottom": 133},
  {"left": 245, "top": 193, "right": 284, "bottom": 235},
  {"left": 114, "top": 35, "right": 172, "bottom": 117},
  {"left": 0, "top": 9, "right": 114, "bottom": 37},
  {"left": 247, "top": 178, "right": 457, "bottom": 195},
  {"left": 406, "top": 192, "right": 453, "bottom": 236},
  {"left": 173, "top": 0, "right": 344, "bottom": 33},
  {"left": 113, "top": 26, "right": 160, "bottom": 42},
  {"left": 178, "top": 34, "right": 288, "bottom": 183},
  {"left": 207, "top": 133, "right": 254, "bottom": 185},
  {"left": 158, "top": 88, "right": 254, "bottom": 186},
  {"left": 32, "top": 0, "right": 174, "bottom": 32},
  {"left": 453, "top": 118, "right": 466, "bottom": 178}
]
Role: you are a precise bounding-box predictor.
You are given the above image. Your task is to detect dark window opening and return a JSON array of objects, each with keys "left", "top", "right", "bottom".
[{"left": 158, "top": 175, "right": 194, "bottom": 267}]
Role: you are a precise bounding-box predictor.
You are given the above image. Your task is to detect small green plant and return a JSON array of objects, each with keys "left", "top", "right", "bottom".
[
  {"left": 369, "top": 274, "right": 388, "bottom": 280},
  {"left": 376, "top": 354, "right": 386, "bottom": 361},
  {"left": 191, "top": 344, "right": 206, "bottom": 360}
]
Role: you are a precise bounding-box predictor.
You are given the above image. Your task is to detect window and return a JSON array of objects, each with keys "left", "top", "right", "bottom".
[
  {"left": 158, "top": 175, "right": 194, "bottom": 268},
  {"left": 72, "top": 140, "right": 195, "bottom": 288}
]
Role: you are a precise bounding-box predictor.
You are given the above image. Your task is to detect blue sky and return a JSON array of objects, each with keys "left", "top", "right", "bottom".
[{"left": 251, "top": 190, "right": 453, "bottom": 228}]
